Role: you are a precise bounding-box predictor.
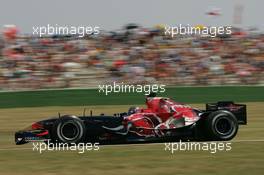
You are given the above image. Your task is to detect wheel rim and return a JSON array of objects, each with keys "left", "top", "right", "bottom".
[
  {"left": 214, "top": 116, "right": 234, "bottom": 136},
  {"left": 58, "top": 121, "right": 80, "bottom": 141}
]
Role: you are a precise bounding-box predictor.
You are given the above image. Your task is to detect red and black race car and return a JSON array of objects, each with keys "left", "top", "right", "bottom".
[{"left": 15, "top": 94, "right": 247, "bottom": 145}]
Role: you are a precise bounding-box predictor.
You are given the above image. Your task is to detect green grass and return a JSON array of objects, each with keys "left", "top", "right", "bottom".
[
  {"left": 0, "top": 103, "right": 264, "bottom": 175},
  {"left": 0, "top": 86, "right": 263, "bottom": 108}
]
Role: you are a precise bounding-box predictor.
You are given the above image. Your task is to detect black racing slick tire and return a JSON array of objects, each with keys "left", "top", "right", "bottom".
[
  {"left": 205, "top": 111, "right": 238, "bottom": 141},
  {"left": 51, "top": 115, "right": 86, "bottom": 144}
]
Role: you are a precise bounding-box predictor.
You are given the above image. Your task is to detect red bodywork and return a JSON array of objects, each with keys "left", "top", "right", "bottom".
[{"left": 124, "top": 97, "right": 200, "bottom": 137}]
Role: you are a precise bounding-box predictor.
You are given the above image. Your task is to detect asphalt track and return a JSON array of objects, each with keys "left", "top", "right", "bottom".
[{"left": 1, "top": 139, "right": 264, "bottom": 151}]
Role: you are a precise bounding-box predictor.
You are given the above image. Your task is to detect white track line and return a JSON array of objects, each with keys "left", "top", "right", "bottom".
[
  {"left": 0, "top": 147, "right": 32, "bottom": 151},
  {"left": 0, "top": 139, "right": 263, "bottom": 151},
  {"left": 101, "top": 140, "right": 264, "bottom": 147},
  {"left": 231, "top": 139, "right": 264, "bottom": 143}
]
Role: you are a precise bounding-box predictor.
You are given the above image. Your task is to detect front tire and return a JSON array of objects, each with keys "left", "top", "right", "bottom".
[
  {"left": 205, "top": 111, "right": 238, "bottom": 141},
  {"left": 51, "top": 115, "right": 86, "bottom": 144}
]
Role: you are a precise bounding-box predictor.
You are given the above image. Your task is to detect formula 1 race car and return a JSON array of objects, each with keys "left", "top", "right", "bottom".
[{"left": 15, "top": 94, "right": 247, "bottom": 145}]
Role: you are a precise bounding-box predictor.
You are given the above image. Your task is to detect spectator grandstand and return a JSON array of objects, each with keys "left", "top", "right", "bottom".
[{"left": 0, "top": 25, "right": 263, "bottom": 90}]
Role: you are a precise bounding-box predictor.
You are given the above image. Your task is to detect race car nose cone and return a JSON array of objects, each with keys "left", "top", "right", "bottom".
[{"left": 15, "top": 132, "right": 27, "bottom": 145}]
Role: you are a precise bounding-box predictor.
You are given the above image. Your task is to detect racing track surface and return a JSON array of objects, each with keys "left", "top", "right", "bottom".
[{"left": 0, "top": 103, "right": 264, "bottom": 175}]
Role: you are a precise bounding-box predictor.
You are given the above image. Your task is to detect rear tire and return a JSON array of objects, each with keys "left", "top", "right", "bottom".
[
  {"left": 51, "top": 115, "right": 86, "bottom": 144},
  {"left": 205, "top": 111, "right": 238, "bottom": 141}
]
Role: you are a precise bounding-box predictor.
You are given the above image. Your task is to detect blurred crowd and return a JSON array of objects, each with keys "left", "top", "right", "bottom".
[{"left": 0, "top": 25, "right": 264, "bottom": 90}]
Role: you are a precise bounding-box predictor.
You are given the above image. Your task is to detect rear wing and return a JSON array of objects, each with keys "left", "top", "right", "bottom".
[{"left": 206, "top": 101, "right": 247, "bottom": 125}]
